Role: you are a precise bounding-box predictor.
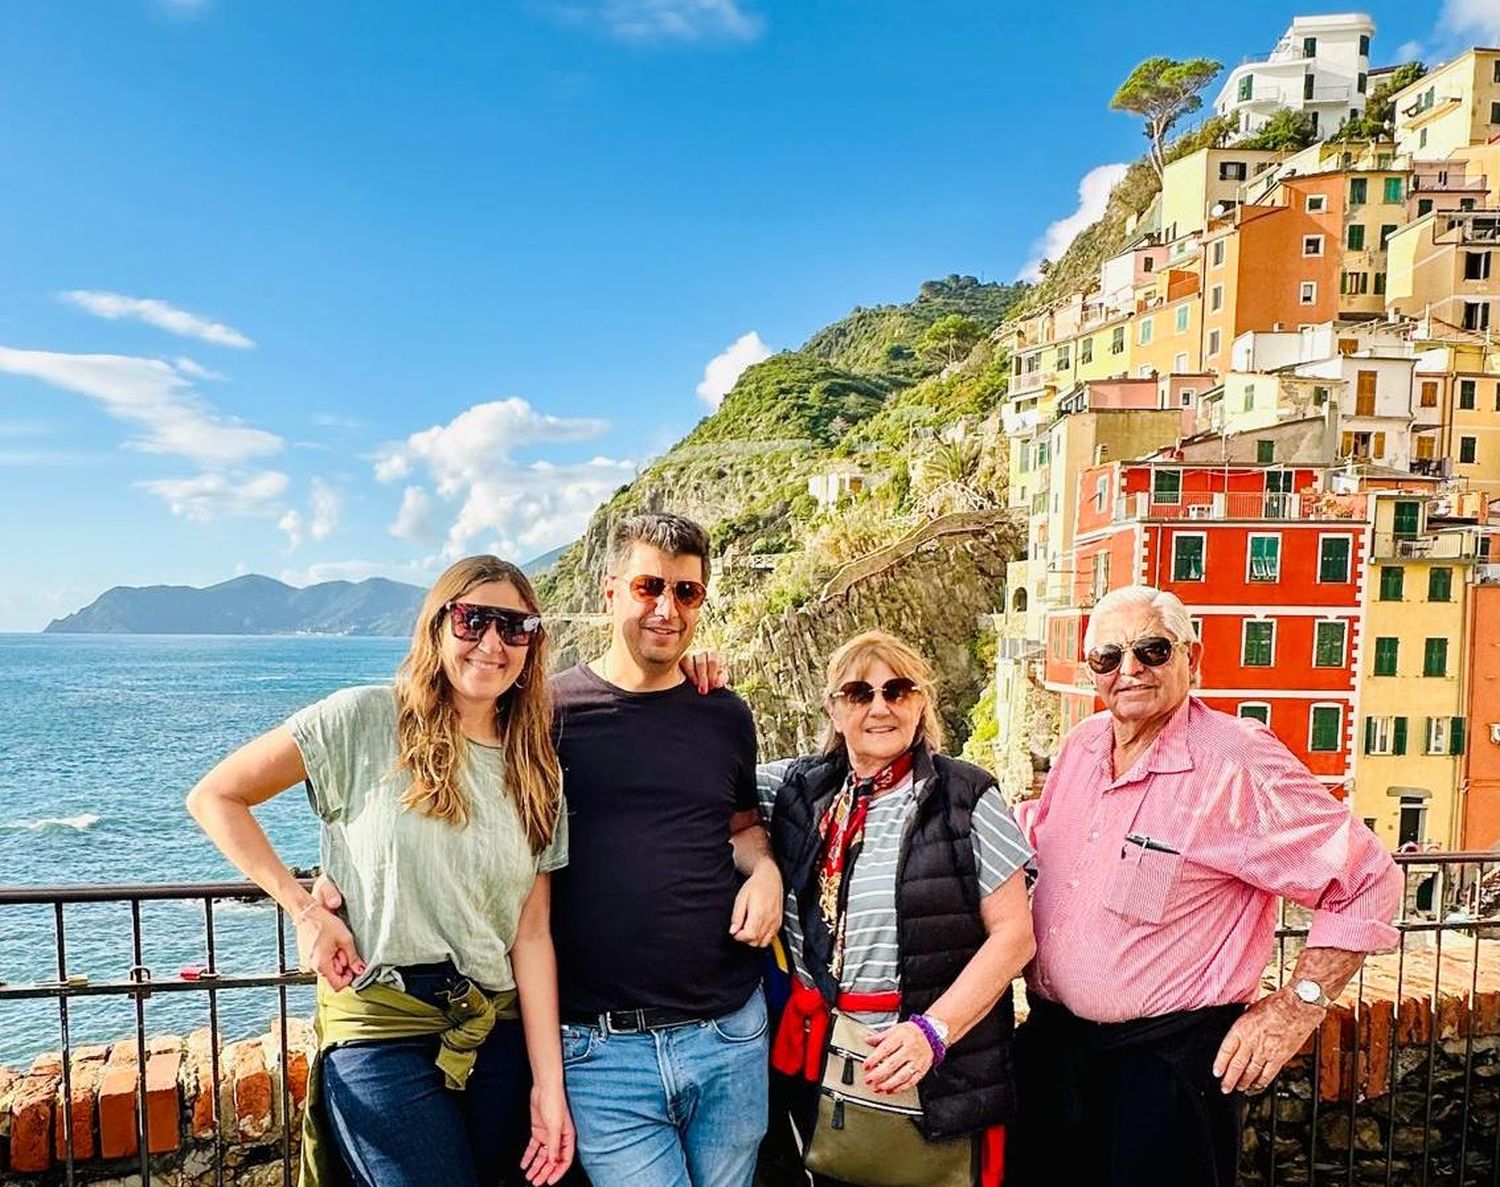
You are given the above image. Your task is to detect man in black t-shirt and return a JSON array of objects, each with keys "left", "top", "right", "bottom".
[{"left": 552, "top": 512, "right": 780, "bottom": 1187}]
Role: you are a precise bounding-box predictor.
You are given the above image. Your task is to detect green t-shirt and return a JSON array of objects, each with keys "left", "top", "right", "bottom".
[{"left": 287, "top": 684, "right": 567, "bottom": 992}]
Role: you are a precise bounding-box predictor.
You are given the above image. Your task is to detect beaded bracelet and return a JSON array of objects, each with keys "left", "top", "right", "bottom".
[{"left": 910, "top": 1014, "right": 947, "bottom": 1069}]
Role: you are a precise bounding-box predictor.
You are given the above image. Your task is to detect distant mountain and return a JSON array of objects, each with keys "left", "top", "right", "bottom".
[
  {"left": 44, "top": 575, "right": 426, "bottom": 636},
  {"left": 522, "top": 544, "right": 569, "bottom": 577}
]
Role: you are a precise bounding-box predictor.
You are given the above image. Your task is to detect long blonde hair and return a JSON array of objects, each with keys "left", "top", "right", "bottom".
[
  {"left": 394, "top": 555, "right": 561, "bottom": 853},
  {"left": 819, "top": 630, "right": 946, "bottom": 757}
]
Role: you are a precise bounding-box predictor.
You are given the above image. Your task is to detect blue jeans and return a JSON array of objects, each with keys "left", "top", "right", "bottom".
[
  {"left": 322, "top": 965, "right": 532, "bottom": 1187},
  {"left": 562, "top": 988, "right": 770, "bottom": 1187}
]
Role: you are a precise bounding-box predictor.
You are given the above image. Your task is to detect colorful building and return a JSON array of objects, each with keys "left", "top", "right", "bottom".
[{"left": 1393, "top": 48, "right": 1500, "bottom": 161}]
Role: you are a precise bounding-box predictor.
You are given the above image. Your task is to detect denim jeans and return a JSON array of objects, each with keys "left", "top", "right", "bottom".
[
  {"left": 562, "top": 987, "right": 770, "bottom": 1187},
  {"left": 322, "top": 964, "right": 532, "bottom": 1187}
]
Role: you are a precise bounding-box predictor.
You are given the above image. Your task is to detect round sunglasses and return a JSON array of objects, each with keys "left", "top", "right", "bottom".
[
  {"left": 830, "top": 677, "right": 921, "bottom": 706},
  {"left": 446, "top": 601, "right": 543, "bottom": 647},
  {"left": 616, "top": 573, "right": 708, "bottom": 610},
  {"left": 1085, "top": 635, "right": 1186, "bottom": 675}
]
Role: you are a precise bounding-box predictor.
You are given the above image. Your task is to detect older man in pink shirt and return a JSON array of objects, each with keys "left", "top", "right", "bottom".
[{"left": 1007, "top": 585, "right": 1401, "bottom": 1187}]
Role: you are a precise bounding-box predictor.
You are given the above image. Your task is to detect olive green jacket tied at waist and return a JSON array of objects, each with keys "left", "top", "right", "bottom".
[{"left": 299, "top": 976, "right": 520, "bottom": 1187}]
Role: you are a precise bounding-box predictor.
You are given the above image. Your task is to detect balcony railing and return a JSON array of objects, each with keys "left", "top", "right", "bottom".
[
  {"left": 1371, "top": 531, "right": 1481, "bottom": 560},
  {"left": 1411, "top": 171, "right": 1488, "bottom": 193},
  {"left": 1114, "top": 490, "right": 1365, "bottom": 523}
]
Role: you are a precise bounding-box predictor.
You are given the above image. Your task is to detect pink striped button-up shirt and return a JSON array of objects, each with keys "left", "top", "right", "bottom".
[{"left": 1023, "top": 696, "right": 1401, "bottom": 1024}]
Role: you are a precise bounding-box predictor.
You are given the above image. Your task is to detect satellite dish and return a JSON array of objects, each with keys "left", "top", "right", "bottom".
[{"left": 1211, "top": 203, "right": 1228, "bottom": 217}]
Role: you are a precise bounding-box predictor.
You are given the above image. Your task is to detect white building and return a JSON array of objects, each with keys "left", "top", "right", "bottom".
[{"left": 1215, "top": 14, "right": 1376, "bottom": 140}]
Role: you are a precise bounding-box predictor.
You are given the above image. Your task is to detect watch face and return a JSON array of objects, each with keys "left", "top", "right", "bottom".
[{"left": 1294, "top": 980, "right": 1321, "bottom": 1003}]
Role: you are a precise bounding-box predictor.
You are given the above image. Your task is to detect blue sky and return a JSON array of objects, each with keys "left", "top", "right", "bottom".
[{"left": 0, "top": 0, "right": 1486, "bottom": 629}]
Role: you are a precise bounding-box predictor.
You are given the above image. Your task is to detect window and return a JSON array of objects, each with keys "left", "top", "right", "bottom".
[
  {"left": 1313, "top": 385, "right": 1330, "bottom": 406},
  {"left": 1174, "top": 353, "right": 1189, "bottom": 373},
  {"left": 1423, "top": 637, "right": 1448, "bottom": 677},
  {"left": 1359, "top": 33, "right": 1369, "bottom": 56},
  {"left": 1494, "top": 59, "right": 1500, "bottom": 83},
  {"left": 1080, "top": 337, "right": 1094, "bottom": 364},
  {"left": 1180, "top": 387, "right": 1195, "bottom": 405},
  {"left": 1365, "top": 715, "right": 1394, "bottom": 755},
  {"left": 1142, "top": 257, "right": 1155, "bottom": 273},
  {"left": 1383, "top": 177, "right": 1403, "bottom": 204},
  {"left": 1175, "top": 304, "right": 1190, "bottom": 333},
  {"left": 1462, "top": 436, "right": 1478, "bottom": 464},
  {"left": 1299, "top": 282, "right": 1317, "bottom": 305},
  {"left": 1309, "top": 705, "right": 1342, "bottom": 753},
  {"left": 1303, "top": 35, "right": 1317, "bottom": 56},
  {"left": 1464, "top": 302, "right": 1494, "bottom": 332},
  {"left": 1237, "top": 75, "right": 1253, "bottom": 102},
  {"left": 1373, "top": 635, "right": 1399, "bottom": 675},
  {"left": 1303, "top": 73, "right": 1316, "bottom": 101},
  {"left": 1492, "top": 101, "right": 1500, "bottom": 125},
  {"left": 1139, "top": 318, "right": 1154, "bottom": 346},
  {"left": 1209, "top": 284, "right": 1224, "bottom": 312},
  {"left": 1220, "top": 160, "right": 1248, "bottom": 181},
  {"left": 1358, "top": 72, "right": 1368, "bottom": 94},
  {"left": 1248, "top": 533, "right": 1281, "bottom": 581},
  {"left": 1350, "top": 177, "right": 1368, "bottom": 206},
  {"left": 1313, "top": 621, "right": 1347, "bottom": 668},
  {"left": 1242, "top": 385, "right": 1254, "bottom": 413},
  {"left": 1379, "top": 566, "right": 1403, "bottom": 601},
  {"left": 1111, "top": 326, "right": 1125, "bottom": 354},
  {"left": 1256, "top": 439, "right": 1275, "bottom": 464},
  {"left": 1057, "top": 344, "right": 1071, "bottom": 370},
  {"left": 1465, "top": 252, "right": 1492, "bottom": 281},
  {"left": 1380, "top": 224, "right": 1397, "bottom": 248},
  {"left": 1420, "top": 381, "right": 1438, "bottom": 408},
  {"left": 1356, "top": 369, "right": 1377, "bottom": 416},
  {"left": 1242, "top": 620, "right": 1274, "bottom": 667},
  {"left": 1429, "top": 567, "right": 1453, "bottom": 602},
  {"left": 1461, "top": 379, "right": 1477, "bottom": 409},
  {"left": 1374, "top": 272, "right": 1386, "bottom": 295},
  {"left": 1419, "top": 128, "right": 1428, "bottom": 150},
  {"left": 1239, "top": 703, "right": 1271, "bottom": 725},
  {"left": 1347, "top": 224, "right": 1366, "bottom": 250},
  {"left": 1172, "top": 533, "right": 1205, "bottom": 581},
  {"left": 1306, "top": 194, "right": 1327, "bottom": 213},
  {"left": 1393, "top": 500, "right": 1420, "bottom": 538},
  {"left": 1342, "top": 271, "right": 1369, "bottom": 295},
  {"left": 1093, "top": 475, "right": 1108, "bottom": 512},
  {"left": 1303, "top": 235, "right": 1324, "bottom": 256},
  {"left": 1426, "top": 716, "right": 1451, "bottom": 755},
  {"left": 1318, "top": 536, "right": 1351, "bottom": 583},
  {"left": 1418, "top": 197, "right": 1434, "bottom": 216},
  {"left": 1211, "top": 239, "right": 1226, "bottom": 267}
]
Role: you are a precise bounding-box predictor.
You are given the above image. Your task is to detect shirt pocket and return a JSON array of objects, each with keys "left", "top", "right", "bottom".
[{"left": 1105, "top": 845, "right": 1185, "bottom": 925}]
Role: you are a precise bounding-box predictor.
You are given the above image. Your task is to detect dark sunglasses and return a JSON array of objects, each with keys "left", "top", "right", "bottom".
[
  {"left": 831, "top": 677, "right": 921, "bottom": 706},
  {"left": 1085, "top": 635, "right": 1184, "bottom": 675},
  {"left": 620, "top": 574, "right": 708, "bottom": 610},
  {"left": 446, "top": 602, "right": 543, "bottom": 646}
]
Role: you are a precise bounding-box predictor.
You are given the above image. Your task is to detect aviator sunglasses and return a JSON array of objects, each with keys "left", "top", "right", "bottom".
[
  {"left": 446, "top": 601, "right": 544, "bottom": 646},
  {"left": 1085, "top": 635, "right": 1185, "bottom": 675},
  {"left": 618, "top": 574, "right": 708, "bottom": 610},
  {"left": 831, "top": 677, "right": 922, "bottom": 706}
]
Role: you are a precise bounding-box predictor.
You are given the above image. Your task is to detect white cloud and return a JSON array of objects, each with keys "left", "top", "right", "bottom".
[
  {"left": 1396, "top": 39, "right": 1426, "bottom": 61},
  {"left": 1439, "top": 0, "right": 1500, "bottom": 44},
  {"left": 309, "top": 478, "right": 341, "bottom": 541},
  {"left": 139, "top": 470, "right": 289, "bottom": 522},
  {"left": 377, "top": 398, "right": 635, "bottom": 560},
  {"left": 59, "top": 290, "right": 255, "bottom": 349},
  {"left": 1018, "top": 162, "right": 1130, "bottom": 282},
  {"left": 173, "top": 357, "right": 225, "bottom": 381},
  {"left": 278, "top": 508, "right": 304, "bottom": 548},
  {"left": 391, "top": 485, "right": 441, "bottom": 542},
  {"left": 697, "top": 331, "right": 772, "bottom": 408},
  {"left": 0, "top": 347, "right": 281, "bottom": 466},
  {"left": 552, "top": 0, "right": 762, "bottom": 42}
]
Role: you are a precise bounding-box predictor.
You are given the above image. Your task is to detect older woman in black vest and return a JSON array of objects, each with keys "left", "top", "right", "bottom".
[{"left": 759, "top": 630, "right": 1035, "bottom": 1187}]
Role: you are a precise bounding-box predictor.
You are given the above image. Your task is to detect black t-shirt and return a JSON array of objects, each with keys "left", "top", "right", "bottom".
[{"left": 549, "top": 663, "right": 762, "bottom": 1017}]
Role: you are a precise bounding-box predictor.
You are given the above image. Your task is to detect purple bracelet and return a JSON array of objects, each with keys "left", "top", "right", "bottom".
[{"left": 910, "top": 1014, "right": 947, "bottom": 1068}]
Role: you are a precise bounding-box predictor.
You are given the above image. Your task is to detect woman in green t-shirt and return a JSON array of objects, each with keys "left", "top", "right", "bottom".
[{"left": 188, "top": 555, "right": 572, "bottom": 1187}]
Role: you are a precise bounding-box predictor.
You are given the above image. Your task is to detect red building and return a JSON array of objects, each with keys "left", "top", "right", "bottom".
[{"left": 1045, "top": 458, "right": 1368, "bottom": 789}]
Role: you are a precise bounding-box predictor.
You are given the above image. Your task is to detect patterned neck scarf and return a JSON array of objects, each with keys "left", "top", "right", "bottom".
[{"left": 814, "top": 749, "right": 914, "bottom": 977}]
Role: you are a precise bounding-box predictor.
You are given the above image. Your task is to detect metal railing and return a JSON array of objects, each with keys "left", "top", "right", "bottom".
[
  {"left": 0, "top": 881, "right": 312, "bottom": 1187},
  {"left": 5, "top": 855, "right": 1500, "bottom": 1185},
  {"left": 1115, "top": 490, "right": 1366, "bottom": 523}
]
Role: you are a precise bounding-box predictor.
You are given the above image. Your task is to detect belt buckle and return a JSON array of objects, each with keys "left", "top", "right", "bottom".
[{"left": 606, "top": 1009, "right": 646, "bottom": 1034}]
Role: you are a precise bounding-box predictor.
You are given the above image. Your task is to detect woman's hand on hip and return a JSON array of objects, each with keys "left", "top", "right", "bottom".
[
  {"left": 293, "top": 902, "right": 365, "bottom": 990},
  {"left": 863, "top": 1021, "right": 935, "bottom": 1094},
  {"left": 522, "top": 1079, "right": 575, "bottom": 1185}
]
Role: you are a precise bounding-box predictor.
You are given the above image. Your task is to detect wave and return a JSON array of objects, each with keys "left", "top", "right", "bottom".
[{"left": 2, "top": 813, "right": 102, "bottom": 833}]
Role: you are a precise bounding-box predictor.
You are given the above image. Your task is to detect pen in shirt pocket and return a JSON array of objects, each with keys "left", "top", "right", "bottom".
[{"left": 1123, "top": 832, "right": 1181, "bottom": 857}]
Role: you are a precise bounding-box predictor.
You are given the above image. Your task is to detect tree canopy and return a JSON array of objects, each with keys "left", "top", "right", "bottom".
[
  {"left": 1237, "top": 107, "right": 1318, "bottom": 151},
  {"left": 1331, "top": 62, "right": 1428, "bottom": 142},
  {"left": 1110, "top": 56, "right": 1224, "bottom": 178},
  {"left": 918, "top": 314, "right": 984, "bottom": 367}
]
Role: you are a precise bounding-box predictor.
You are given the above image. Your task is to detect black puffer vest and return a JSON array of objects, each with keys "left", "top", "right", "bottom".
[{"left": 771, "top": 743, "right": 1017, "bottom": 1139}]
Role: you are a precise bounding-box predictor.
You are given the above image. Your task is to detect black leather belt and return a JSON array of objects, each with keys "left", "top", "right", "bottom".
[{"left": 561, "top": 1006, "right": 705, "bottom": 1033}]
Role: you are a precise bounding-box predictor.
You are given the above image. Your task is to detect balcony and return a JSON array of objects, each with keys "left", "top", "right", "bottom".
[
  {"left": 1001, "top": 403, "right": 1041, "bottom": 438},
  {"left": 1114, "top": 490, "right": 1365, "bottom": 523},
  {"left": 1409, "top": 457, "right": 1453, "bottom": 479},
  {"left": 1371, "top": 531, "right": 1481, "bottom": 560},
  {"left": 1411, "top": 170, "right": 1487, "bottom": 193}
]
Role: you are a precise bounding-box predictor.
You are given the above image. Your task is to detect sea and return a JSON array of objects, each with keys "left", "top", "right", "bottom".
[{"left": 0, "top": 633, "right": 410, "bottom": 1068}]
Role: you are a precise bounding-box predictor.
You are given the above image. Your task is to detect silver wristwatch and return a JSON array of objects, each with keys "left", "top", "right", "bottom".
[{"left": 1291, "top": 978, "right": 1332, "bottom": 1009}]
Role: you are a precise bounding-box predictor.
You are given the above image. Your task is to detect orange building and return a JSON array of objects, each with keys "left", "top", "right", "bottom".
[{"left": 1465, "top": 576, "right": 1500, "bottom": 849}]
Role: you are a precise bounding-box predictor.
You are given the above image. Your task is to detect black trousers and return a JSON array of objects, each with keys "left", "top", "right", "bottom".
[{"left": 1006, "top": 998, "right": 1246, "bottom": 1187}]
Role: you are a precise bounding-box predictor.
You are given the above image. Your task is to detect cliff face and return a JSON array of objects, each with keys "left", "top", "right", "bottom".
[{"left": 738, "top": 511, "right": 1023, "bottom": 759}]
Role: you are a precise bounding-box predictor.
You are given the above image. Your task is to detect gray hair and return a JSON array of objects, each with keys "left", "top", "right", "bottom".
[
  {"left": 1084, "top": 585, "right": 1197, "bottom": 651},
  {"left": 607, "top": 512, "right": 712, "bottom": 583}
]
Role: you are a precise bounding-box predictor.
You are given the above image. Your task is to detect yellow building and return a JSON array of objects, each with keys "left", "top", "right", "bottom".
[
  {"left": 1159, "top": 146, "right": 1285, "bottom": 242},
  {"left": 1386, "top": 209, "right": 1499, "bottom": 331},
  {"left": 1353, "top": 492, "right": 1478, "bottom": 848},
  {"left": 1132, "top": 270, "right": 1206, "bottom": 377},
  {"left": 1393, "top": 49, "right": 1500, "bottom": 161},
  {"left": 1413, "top": 344, "right": 1500, "bottom": 495}
]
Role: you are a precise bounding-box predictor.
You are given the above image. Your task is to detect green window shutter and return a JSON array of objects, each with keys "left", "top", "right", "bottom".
[
  {"left": 1374, "top": 636, "right": 1398, "bottom": 676},
  {"left": 1429, "top": 568, "right": 1452, "bottom": 602},
  {"left": 1347, "top": 224, "right": 1366, "bottom": 250},
  {"left": 1393, "top": 716, "right": 1407, "bottom": 755},
  {"left": 1452, "top": 717, "right": 1467, "bottom": 755},
  {"left": 1379, "top": 567, "right": 1403, "bottom": 601},
  {"left": 1424, "top": 638, "right": 1448, "bottom": 677},
  {"left": 1364, "top": 716, "right": 1377, "bottom": 754},
  {"left": 1319, "top": 537, "right": 1351, "bottom": 582}
]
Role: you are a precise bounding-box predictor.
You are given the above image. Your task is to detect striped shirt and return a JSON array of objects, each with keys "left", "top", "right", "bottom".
[
  {"left": 1023, "top": 695, "right": 1401, "bottom": 1024},
  {"left": 759, "top": 759, "right": 1032, "bottom": 1026}
]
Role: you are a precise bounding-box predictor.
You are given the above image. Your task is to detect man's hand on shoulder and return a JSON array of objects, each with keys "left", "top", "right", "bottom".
[
  {"left": 679, "top": 650, "right": 729, "bottom": 694},
  {"left": 1212, "top": 986, "right": 1326, "bottom": 1095},
  {"left": 729, "top": 861, "right": 782, "bottom": 948}
]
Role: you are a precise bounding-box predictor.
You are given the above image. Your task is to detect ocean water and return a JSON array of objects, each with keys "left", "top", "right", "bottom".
[{"left": 0, "top": 634, "right": 409, "bottom": 1067}]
